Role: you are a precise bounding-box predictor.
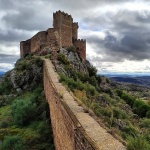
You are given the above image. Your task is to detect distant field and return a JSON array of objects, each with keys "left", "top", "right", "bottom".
[{"left": 109, "top": 75, "right": 150, "bottom": 88}]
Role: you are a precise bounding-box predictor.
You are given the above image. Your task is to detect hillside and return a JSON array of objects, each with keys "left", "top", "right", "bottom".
[
  {"left": 0, "top": 48, "right": 150, "bottom": 149},
  {"left": 50, "top": 47, "right": 150, "bottom": 149},
  {"left": 0, "top": 56, "right": 55, "bottom": 150}
]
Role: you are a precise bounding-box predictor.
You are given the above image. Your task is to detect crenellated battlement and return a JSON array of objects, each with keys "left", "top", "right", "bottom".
[
  {"left": 53, "top": 10, "right": 73, "bottom": 21},
  {"left": 74, "top": 39, "right": 86, "bottom": 42},
  {"left": 20, "top": 10, "right": 86, "bottom": 60}
]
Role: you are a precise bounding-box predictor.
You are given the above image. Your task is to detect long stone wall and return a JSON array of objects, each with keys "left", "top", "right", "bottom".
[{"left": 44, "top": 59, "right": 126, "bottom": 150}]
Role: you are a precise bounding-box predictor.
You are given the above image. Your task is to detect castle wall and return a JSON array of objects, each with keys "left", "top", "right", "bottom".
[
  {"left": 44, "top": 60, "right": 95, "bottom": 150},
  {"left": 73, "top": 39, "right": 86, "bottom": 60},
  {"left": 44, "top": 59, "right": 126, "bottom": 150},
  {"left": 30, "top": 31, "right": 47, "bottom": 53},
  {"left": 46, "top": 28, "right": 60, "bottom": 50},
  {"left": 20, "top": 40, "right": 31, "bottom": 58},
  {"left": 72, "top": 22, "right": 78, "bottom": 40}
]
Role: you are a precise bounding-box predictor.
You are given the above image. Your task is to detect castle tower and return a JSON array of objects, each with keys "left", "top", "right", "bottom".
[
  {"left": 73, "top": 39, "right": 86, "bottom": 61},
  {"left": 53, "top": 10, "right": 73, "bottom": 48},
  {"left": 20, "top": 10, "right": 86, "bottom": 60},
  {"left": 72, "top": 22, "right": 78, "bottom": 41}
]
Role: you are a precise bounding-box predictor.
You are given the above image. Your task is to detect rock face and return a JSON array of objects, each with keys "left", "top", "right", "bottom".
[
  {"left": 58, "top": 48, "right": 89, "bottom": 74},
  {"left": 2, "top": 57, "right": 43, "bottom": 93}
]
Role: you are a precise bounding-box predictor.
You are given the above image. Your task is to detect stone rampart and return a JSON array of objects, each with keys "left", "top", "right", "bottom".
[{"left": 43, "top": 59, "right": 126, "bottom": 150}]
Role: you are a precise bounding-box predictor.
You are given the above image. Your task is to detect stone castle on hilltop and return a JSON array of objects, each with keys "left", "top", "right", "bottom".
[{"left": 20, "top": 10, "right": 86, "bottom": 60}]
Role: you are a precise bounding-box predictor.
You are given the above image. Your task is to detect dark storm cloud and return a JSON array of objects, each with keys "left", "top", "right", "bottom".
[
  {"left": 86, "top": 31, "right": 150, "bottom": 62},
  {"left": 2, "top": 11, "right": 50, "bottom": 31},
  {"left": 83, "top": 9, "right": 150, "bottom": 62},
  {"left": 0, "top": 54, "right": 19, "bottom": 64},
  {"left": 1, "top": 1, "right": 52, "bottom": 31},
  {"left": 0, "top": 29, "right": 31, "bottom": 43},
  {"left": 0, "top": 0, "right": 133, "bottom": 32},
  {"left": 0, "top": 0, "right": 150, "bottom": 72}
]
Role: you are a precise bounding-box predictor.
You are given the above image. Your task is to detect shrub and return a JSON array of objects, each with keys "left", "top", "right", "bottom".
[
  {"left": 140, "top": 118, "right": 150, "bottom": 128},
  {"left": 66, "top": 46, "right": 76, "bottom": 53},
  {"left": 45, "top": 54, "right": 51, "bottom": 59},
  {"left": 15, "top": 60, "right": 29, "bottom": 71},
  {"left": 58, "top": 53, "right": 69, "bottom": 65},
  {"left": 113, "top": 107, "right": 127, "bottom": 119},
  {"left": 33, "top": 57, "right": 43, "bottom": 67},
  {"left": 84, "top": 83, "right": 96, "bottom": 96},
  {"left": 0, "top": 76, "right": 13, "bottom": 95},
  {"left": 127, "top": 135, "right": 150, "bottom": 150},
  {"left": 87, "top": 65, "right": 97, "bottom": 77},
  {"left": 0, "top": 135, "right": 25, "bottom": 150},
  {"left": 11, "top": 98, "right": 36, "bottom": 126},
  {"left": 146, "top": 110, "right": 150, "bottom": 118},
  {"left": 0, "top": 121, "right": 9, "bottom": 128},
  {"left": 88, "top": 76, "right": 98, "bottom": 87},
  {"left": 123, "top": 126, "right": 138, "bottom": 137},
  {"left": 106, "top": 78, "right": 110, "bottom": 83},
  {"left": 117, "top": 90, "right": 150, "bottom": 117}
]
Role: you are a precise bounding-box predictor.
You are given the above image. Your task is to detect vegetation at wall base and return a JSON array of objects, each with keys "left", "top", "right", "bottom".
[
  {"left": 0, "top": 56, "right": 55, "bottom": 150},
  {"left": 1, "top": 49, "right": 150, "bottom": 150},
  {"left": 56, "top": 51, "right": 150, "bottom": 150}
]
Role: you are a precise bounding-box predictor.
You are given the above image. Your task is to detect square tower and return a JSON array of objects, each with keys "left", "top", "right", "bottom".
[{"left": 53, "top": 11, "right": 73, "bottom": 48}]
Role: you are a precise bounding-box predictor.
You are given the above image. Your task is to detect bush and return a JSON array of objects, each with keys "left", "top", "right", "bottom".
[
  {"left": 0, "top": 135, "right": 25, "bottom": 150},
  {"left": 66, "top": 46, "right": 76, "bottom": 53},
  {"left": 87, "top": 65, "right": 97, "bottom": 77},
  {"left": 0, "top": 76, "right": 13, "bottom": 95},
  {"left": 15, "top": 60, "right": 30, "bottom": 71},
  {"left": 85, "top": 84, "right": 96, "bottom": 96},
  {"left": 11, "top": 98, "right": 36, "bottom": 126},
  {"left": 45, "top": 54, "right": 51, "bottom": 59},
  {"left": 140, "top": 118, "right": 150, "bottom": 128},
  {"left": 117, "top": 90, "right": 150, "bottom": 117},
  {"left": 127, "top": 135, "right": 150, "bottom": 150},
  {"left": 33, "top": 57, "right": 43, "bottom": 67},
  {"left": 146, "top": 110, "right": 150, "bottom": 118},
  {"left": 123, "top": 126, "right": 138, "bottom": 137},
  {"left": 58, "top": 53, "right": 69, "bottom": 65},
  {"left": 113, "top": 107, "right": 127, "bottom": 119}
]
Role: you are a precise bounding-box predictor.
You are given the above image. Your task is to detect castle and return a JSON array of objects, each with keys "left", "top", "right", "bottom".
[{"left": 20, "top": 10, "right": 86, "bottom": 60}]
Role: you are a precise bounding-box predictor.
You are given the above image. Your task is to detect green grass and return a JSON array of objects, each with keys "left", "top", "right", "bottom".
[
  {"left": 57, "top": 53, "right": 150, "bottom": 149},
  {"left": 0, "top": 86, "right": 55, "bottom": 149}
]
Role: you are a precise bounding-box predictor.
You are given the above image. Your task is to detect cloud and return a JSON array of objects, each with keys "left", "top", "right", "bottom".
[
  {"left": 0, "top": 29, "right": 33, "bottom": 43},
  {"left": 81, "top": 9, "right": 150, "bottom": 64},
  {"left": 0, "top": 0, "right": 150, "bottom": 73},
  {"left": 0, "top": 54, "right": 19, "bottom": 72},
  {"left": 0, "top": 54, "right": 19, "bottom": 64}
]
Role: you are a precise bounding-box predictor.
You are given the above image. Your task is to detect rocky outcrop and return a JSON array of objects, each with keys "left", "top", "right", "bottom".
[
  {"left": 57, "top": 48, "right": 89, "bottom": 74},
  {"left": 0, "top": 57, "right": 43, "bottom": 94}
]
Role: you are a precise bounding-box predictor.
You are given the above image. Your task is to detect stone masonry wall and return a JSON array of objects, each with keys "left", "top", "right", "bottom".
[
  {"left": 44, "top": 70, "right": 75, "bottom": 150},
  {"left": 44, "top": 59, "right": 126, "bottom": 150},
  {"left": 30, "top": 31, "right": 47, "bottom": 53},
  {"left": 73, "top": 39, "right": 86, "bottom": 60},
  {"left": 72, "top": 22, "right": 78, "bottom": 41},
  {"left": 44, "top": 60, "right": 96, "bottom": 150},
  {"left": 53, "top": 11, "right": 73, "bottom": 48},
  {"left": 20, "top": 40, "right": 31, "bottom": 58}
]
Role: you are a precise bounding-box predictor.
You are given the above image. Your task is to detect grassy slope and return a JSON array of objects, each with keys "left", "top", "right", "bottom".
[
  {"left": 56, "top": 52, "right": 150, "bottom": 150},
  {"left": 0, "top": 56, "right": 55, "bottom": 150}
]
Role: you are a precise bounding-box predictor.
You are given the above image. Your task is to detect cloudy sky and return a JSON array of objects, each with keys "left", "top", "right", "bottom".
[{"left": 0, "top": 0, "right": 150, "bottom": 74}]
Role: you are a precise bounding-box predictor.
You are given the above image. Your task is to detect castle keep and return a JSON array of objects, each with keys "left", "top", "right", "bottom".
[{"left": 20, "top": 10, "right": 86, "bottom": 60}]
